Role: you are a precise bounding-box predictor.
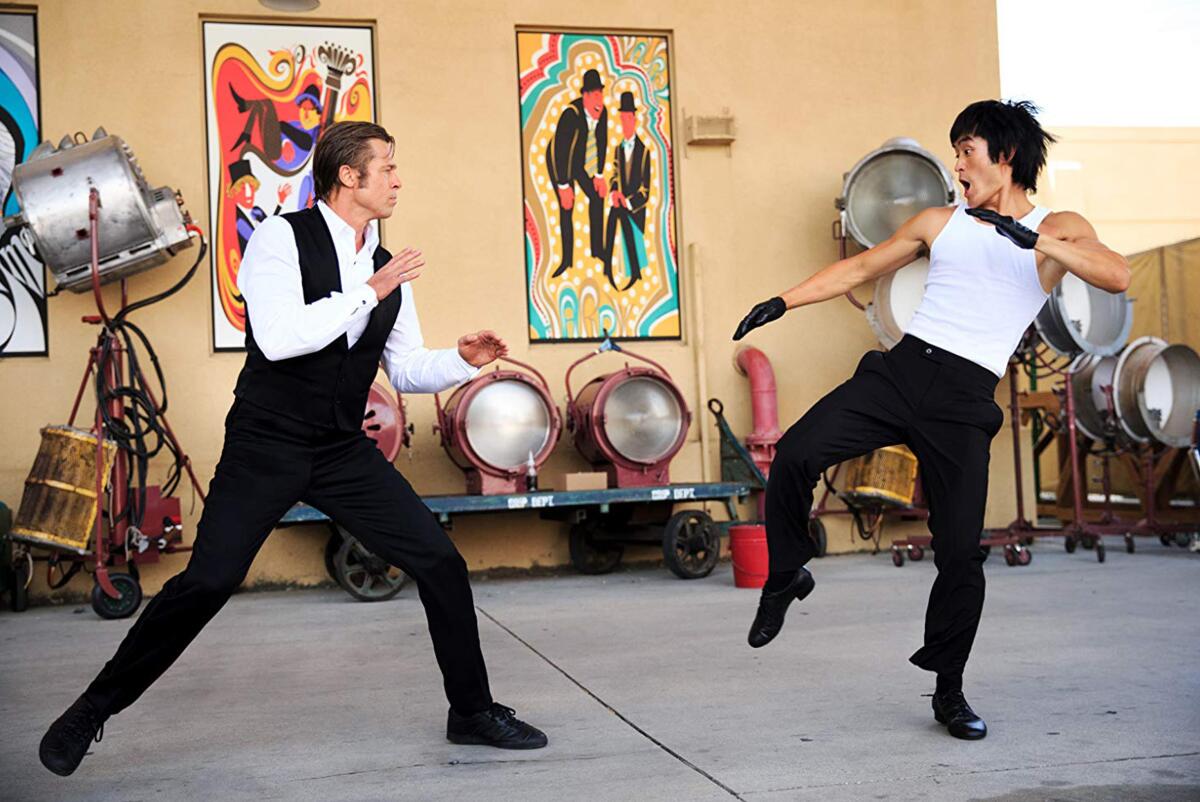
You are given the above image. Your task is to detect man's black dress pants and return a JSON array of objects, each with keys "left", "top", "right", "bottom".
[
  {"left": 83, "top": 399, "right": 493, "bottom": 717},
  {"left": 765, "top": 335, "right": 1005, "bottom": 675}
]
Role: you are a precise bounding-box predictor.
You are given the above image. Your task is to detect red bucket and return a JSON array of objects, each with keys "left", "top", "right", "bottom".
[{"left": 729, "top": 524, "right": 769, "bottom": 588}]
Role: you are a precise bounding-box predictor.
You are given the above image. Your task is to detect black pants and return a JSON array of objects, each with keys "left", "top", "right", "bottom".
[
  {"left": 603, "top": 206, "right": 643, "bottom": 290},
  {"left": 84, "top": 399, "right": 493, "bottom": 717},
  {"left": 557, "top": 172, "right": 604, "bottom": 268},
  {"left": 765, "top": 335, "right": 1004, "bottom": 675}
]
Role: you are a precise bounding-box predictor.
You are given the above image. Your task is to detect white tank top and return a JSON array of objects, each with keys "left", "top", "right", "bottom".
[{"left": 904, "top": 202, "right": 1053, "bottom": 377}]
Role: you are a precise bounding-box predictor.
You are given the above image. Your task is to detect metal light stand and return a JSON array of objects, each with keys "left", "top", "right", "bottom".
[{"left": 58, "top": 187, "right": 207, "bottom": 606}]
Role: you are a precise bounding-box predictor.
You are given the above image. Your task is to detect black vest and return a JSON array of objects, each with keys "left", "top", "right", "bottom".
[{"left": 233, "top": 206, "right": 401, "bottom": 431}]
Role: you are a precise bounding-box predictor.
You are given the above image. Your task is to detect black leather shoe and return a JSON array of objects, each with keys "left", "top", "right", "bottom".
[
  {"left": 932, "top": 691, "right": 988, "bottom": 740},
  {"left": 747, "top": 567, "right": 815, "bottom": 648},
  {"left": 447, "top": 703, "right": 548, "bottom": 750},
  {"left": 39, "top": 696, "right": 106, "bottom": 776}
]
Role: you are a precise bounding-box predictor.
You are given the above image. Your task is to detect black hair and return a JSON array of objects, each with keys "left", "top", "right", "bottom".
[{"left": 949, "top": 100, "right": 1056, "bottom": 192}]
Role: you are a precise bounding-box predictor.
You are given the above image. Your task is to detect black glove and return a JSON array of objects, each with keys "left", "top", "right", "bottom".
[
  {"left": 965, "top": 207, "right": 1039, "bottom": 249},
  {"left": 733, "top": 297, "right": 786, "bottom": 341}
]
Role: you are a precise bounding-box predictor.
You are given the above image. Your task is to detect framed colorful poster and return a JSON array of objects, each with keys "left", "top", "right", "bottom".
[
  {"left": 0, "top": 8, "right": 45, "bottom": 357},
  {"left": 203, "top": 19, "right": 376, "bottom": 351},
  {"left": 517, "top": 31, "right": 682, "bottom": 342}
]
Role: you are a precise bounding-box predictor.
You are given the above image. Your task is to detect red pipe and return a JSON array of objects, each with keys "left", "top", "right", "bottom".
[{"left": 734, "top": 346, "right": 782, "bottom": 480}]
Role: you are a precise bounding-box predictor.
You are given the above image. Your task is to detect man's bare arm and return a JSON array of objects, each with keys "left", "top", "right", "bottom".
[
  {"left": 732, "top": 207, "right": 946, "bottom": 340},
  {"left": 779, "top": 207, "right": 943, "bottom": 309},
  {"left": 1035, "top": 211, "right": 1130, "bottom": 293}
]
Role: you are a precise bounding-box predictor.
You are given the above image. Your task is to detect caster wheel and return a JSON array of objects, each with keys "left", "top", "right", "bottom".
[
  {"left": 1174, "top": 533, "right": 1192, "bottom": 548},
  {"left": 324, "top": 526, "right": 344, "bottom": 582},
  {"left": 1065, "top": 537, "right": 1077, "bottom": 554},
  {"left": 909, "top": 545, "right": 925, "bottom": 561},
  {"left": 891, "top": 548, "right": 904, "bottom": 567},
  {"left": 1125, "top": 536, "right": 1135, "bottom": 554},
  {"left": 91, "top": 573, "right": 143, "bottom": 620},
  {"left": 333, "top": 529, "right": 408, "bottom": 602},
  {"left": 1004, "top": 546, "right": 1017, "bottom": 566},
  {"left": 1096, "top": 542, "right": 1107, "bottom": 563},
  {"left": 662, "top": 510, "right": 720, "bottom": 579},
  {"left": 1081, "top": 535, "right": 1096, "bottom": 550},
  {"left": 569, "top": 521, "right": 623, "bottom": 575},
  {"left": 808, "top": 518, "right": 828, "bottom": 559},
  {"left": 1016, "top": 547, "right": 1032, "bottom": 566},
  {"left": 1160, "top": 534, "right": 1172, "bottom": 547},
  {"left": 10, "top": 555, "right": 30, "bottom": 613}
]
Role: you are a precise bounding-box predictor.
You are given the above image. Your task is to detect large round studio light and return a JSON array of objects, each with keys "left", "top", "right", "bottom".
[
  {"left": 866, "top": 256, "right": 929, "bottom": 349},
  {"left": 1035, "top": 272, "right": 1133, "bottom": 357},
  {"left": 1112, "top": 337, "right": 1200, "bottom": 447},
  {"left": 11, "top": 128, "right": 193, "bottom": 291},
  {"left": 566, "top": 347, "right": 691, "bottom": 488},
  {"left": 837, "top": 138, "right": 956, "bottom": 249},
  {"left": 1068, "top": 353, "right": 1120, "bottom": 444},
  {"left": 436, "top": 360, "right": 562, "bottom": 495},
  {"left": 362, "top": 381, "right": 411, "bottom": 462}
]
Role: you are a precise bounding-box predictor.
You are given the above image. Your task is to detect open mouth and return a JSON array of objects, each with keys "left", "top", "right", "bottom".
[{"left": 960, "top": 179, "right": 972, "bottom": 194}]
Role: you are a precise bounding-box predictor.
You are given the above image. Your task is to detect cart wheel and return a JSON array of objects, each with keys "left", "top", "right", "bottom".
[
  {"left": 909, "top": 545, "right": 925, "bottom": 561},
  {"left": 91, "top": 573, "right": 142, "bottom": 620},
  {"left": 1096, "top": 541, "right": 1106, "bottom": 563},
  {"left": 662, "top": 510, "right": 720, "bottom": 579},
  {"left": 1125, "top": 535, "right": 1135, "bottom": 554},
  {"left": 1159, "top": 534, "right": 1171, "bottom": 547},
  {"left": 1016, "top": 547, "right": 1032, "bottom": 566},
  {"left": 1004, "top": 546, "right": 1017, "bottom": 566},
  {"left": 569, "top": 521, "right": 623, "bottom": 575},
  {"left": 809, "top": 518, "right": 828, "bottom": 559},
  {"left": 891, "top": 548, "right": 904, "bottom": 567},
  {"left": 324, "top": 526, "right": 344, "bottom": 582},
  {"left": 1065, "top": 537, "right": 1077, "bottom": 554},
  {"left": 333, "top": 530, "right": 408, "bottom": 602},
  {"left": 1175, "top": 533, "right": 1192, "bottom": 548},
  {"left": 10, "top": 555, "right": 30, "bottom": 613},
  {"left": 1081, "top": 535, "right": 1096, "bottom": 550}
]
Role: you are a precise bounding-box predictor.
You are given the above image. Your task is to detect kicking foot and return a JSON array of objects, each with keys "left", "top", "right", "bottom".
[
  {"left": 747, "top": 567, "right": 815, "bottom": 648},
  {"left": 40, "top": 696, "right": 106, "bottom": 776}
]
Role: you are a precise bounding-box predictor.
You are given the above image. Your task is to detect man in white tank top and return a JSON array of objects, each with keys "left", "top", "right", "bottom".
[{"left": 732, "top": 100, "right": 1129, "bottom": 740}]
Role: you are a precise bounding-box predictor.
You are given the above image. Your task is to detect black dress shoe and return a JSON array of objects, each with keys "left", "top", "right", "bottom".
[
  {"left": 40, "top": 696, "right": 106, "bottom": 776},
  {"left": 932, "top": 691, "right": 988, "bottom": 740},
  {"left": 747, "top": 567, "right": 815, "bottom": 648},
  {"left": 447, "top": 703, "right": 548, "bottom": 750}
]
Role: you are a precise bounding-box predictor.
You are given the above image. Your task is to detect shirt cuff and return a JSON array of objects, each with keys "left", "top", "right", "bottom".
[
  {"left": 452, "top": 349, "right": 483, "bottom": 382},
  {"left": 349, "top": 283, "right": 379, "bottom": 316}
]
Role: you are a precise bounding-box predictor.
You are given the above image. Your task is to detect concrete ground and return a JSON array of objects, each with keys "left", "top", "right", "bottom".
[{"left": 2, "top": 539, "right": 1199, "bottom": 802}]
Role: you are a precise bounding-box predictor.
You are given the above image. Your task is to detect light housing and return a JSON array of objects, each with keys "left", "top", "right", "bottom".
[
  {"left": 436, "top": 358, "right": 562, "bottom": 495},
  {"left": 565, "top": 344, "right": 691, "bottom": 488},
  {"left": 10, "top": 128, "right": 193, "bottom": 291},
  {"left": 1112, "top": 337, "right": 1200, "bottom": 447},
  {"left": 1036, "top": 272, "right": 1132, "bottom": 357},
  {"left": 837, "top": 138, "right": 956, "bottom": 249}
]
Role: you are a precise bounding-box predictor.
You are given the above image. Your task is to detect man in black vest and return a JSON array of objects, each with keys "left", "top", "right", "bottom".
[
  {"left": 603, "top": 91, "right": 651, "bottom": 292},
  {"left": 39, "top": 122, "right": 547, "bottom": 778},
  {"left": 546, "top": 68, "right": 608, "bottom": 277}
]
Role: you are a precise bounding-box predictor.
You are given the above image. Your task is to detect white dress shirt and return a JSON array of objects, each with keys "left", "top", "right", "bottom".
[{"left": 237, "top": 200, "right": 479, "bottom": 394}]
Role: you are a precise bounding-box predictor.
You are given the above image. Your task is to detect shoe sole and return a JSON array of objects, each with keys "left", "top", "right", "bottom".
[{"left": 447, "top": 733, "right": 548, "bottom": 750}]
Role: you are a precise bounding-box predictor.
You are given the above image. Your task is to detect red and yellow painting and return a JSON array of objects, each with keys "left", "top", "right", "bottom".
[{"left": 203, "top": 21, "right": 375, "bottom": 350}]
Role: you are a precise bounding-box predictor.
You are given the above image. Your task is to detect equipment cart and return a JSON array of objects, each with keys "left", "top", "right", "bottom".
[{"left": 280, "top": 480, "right": 752, "bottom": 601}]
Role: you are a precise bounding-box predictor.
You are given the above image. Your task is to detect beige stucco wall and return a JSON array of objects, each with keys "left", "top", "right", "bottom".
[{"left": 1, "top": 0, "right": 1007, "bottom": 601}]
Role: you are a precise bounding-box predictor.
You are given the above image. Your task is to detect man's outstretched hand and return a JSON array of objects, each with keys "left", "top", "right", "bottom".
[
  {"left": 965, "top": 207, "right": 1039, "bottom": 249},
  {"left": 458, "top": 330, "right": 509, "bottom": 367},
  {"left": 733, "top": 297, "right": 787, "bottom": 341}
]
